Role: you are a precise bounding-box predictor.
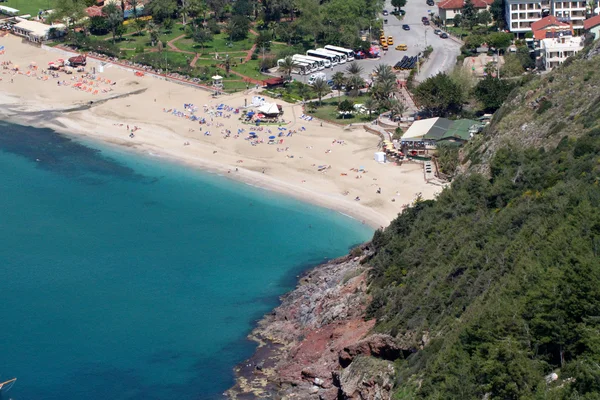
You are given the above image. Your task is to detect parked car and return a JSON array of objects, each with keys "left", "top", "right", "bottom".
[
  {"left": 426, "top": 0, "right": 435, "bottom": 5},
  {"left": 402, "top": 24, "right": 410, "bottom": 30},
  {"left": 433, "top": 29, "right": 442, "bottom": 35},
  {"left": 440, "top": 32, "right": 449, "bottom": 38},
  {"left": 421, "top": 16, "right": 429, "bottom": 22},
  {"left": 382, "top": 9, "right": 389, "bottom": 15},
  {"left": 388, "top": 36, "right": 394, "bottom": 45},
  {"left": 395, "top": 44, "right": 408, "bottom": 51},
  {"left": 423, "top": 20, "right": 430, "bottom": 25}
]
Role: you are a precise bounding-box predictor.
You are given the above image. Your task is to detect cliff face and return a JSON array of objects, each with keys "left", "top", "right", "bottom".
[
  {"left": 228, "top": 40, "right": 600, "bottom": 400},
  {"left": 226, "top": 247, "right": 403, "bottom": 399},
  {"left": 463, "top": 39, "right": 600, "bottom": 177}
]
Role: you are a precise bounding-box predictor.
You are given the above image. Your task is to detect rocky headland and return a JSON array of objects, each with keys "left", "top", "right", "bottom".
[{"left": 226, "top": 245, "right": 404, "bottom": 399}]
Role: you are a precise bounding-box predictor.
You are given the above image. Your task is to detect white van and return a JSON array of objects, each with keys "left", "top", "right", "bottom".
[{"left": 307, "top": 72, "right": 326, "bottom": 85}]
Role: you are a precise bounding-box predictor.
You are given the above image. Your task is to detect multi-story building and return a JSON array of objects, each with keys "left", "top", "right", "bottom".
[
  {"left": 539, "top": 35, "right": 584, "bottom": 69},
  {"left": 437, "top": 0, "right": 494, "bottom": 25},
  {"left": 505, "top": 0, "right": 587, "bottom": 34},
  {"left": 553, "top": 0, "right": 588, "bottom": 29}
]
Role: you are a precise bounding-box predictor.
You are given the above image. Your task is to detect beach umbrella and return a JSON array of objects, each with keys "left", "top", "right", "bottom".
[{"left": 269, "top": 136, "right": 276, "bottom": 140}]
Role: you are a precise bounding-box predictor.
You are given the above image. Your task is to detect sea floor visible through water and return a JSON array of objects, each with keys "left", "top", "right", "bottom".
[{"left": 0, "top": 121, "right": 373, "bottom": 400}]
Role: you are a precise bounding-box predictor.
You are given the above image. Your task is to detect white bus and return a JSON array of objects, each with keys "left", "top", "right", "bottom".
[
  {"left": 324, "top": 45, "right": 355, "bottom": 62},
  {"left": 277, "top": 59, "right": 313, "bottom": 75},
  {"left": 300, "top": 54, "right": 330, "bottom": 69},
  {"left": 306, "top": 49, "right": 340, "bottom": 66},
  {"left": 292, "top": 55, "right": 322, "bottom": 71},
  {"left": 317, "top": 48, "right": 347, "bottom": 64}
]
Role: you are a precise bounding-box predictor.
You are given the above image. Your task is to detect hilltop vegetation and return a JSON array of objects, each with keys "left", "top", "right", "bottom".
[{"left": 364, "top": 41, "right": 600, "bottom": 399}]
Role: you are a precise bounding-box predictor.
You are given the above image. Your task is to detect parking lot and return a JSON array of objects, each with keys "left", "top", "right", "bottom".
[{"left": 290, "top": 0, "right": 461, "bottom": 84}]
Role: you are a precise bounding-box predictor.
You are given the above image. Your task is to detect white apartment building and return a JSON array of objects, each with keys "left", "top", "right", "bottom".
[
  {"left": 539, "top": 35, "right": 583, "bottom": 69},
  {"left": 505, "top": 0, "right": 587, "bottom": 33}
]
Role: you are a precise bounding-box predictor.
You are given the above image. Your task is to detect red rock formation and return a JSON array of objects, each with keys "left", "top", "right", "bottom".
[{"left": 226, "top": 248, "right": 405, "bottom": 399}]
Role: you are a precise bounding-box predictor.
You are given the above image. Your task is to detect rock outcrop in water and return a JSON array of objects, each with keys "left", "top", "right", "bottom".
[{"left": 226, "top": 245, "right": 402, "bottom": 399}]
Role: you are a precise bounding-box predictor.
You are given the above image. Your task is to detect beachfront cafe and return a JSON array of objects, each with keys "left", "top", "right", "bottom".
[
  {"left": 11, "top": 20, "right": 66, "bottom": 43},
  {"left": 400, "top": 117, "right": 481, "bottom": 153}
]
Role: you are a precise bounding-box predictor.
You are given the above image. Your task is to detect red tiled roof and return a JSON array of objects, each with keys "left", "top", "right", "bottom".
[
  {"left": 531, "top": 15, "right": 570, "bottom": 31},
  {"left": 584, "top": 15, "right": 600, "bottom": 30},
  {"left": 533, "top": 27, "right": 572, "bottom": 40},
  {"left": 438, "top": 0, "right": 493, "bottom": 10},
  {"left": 85, "top": 5, "right": 104, "bottom": 17}
]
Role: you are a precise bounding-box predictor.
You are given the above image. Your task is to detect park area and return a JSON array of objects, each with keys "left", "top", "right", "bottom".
[{"left": 0, "top": 0, "right": 55, "bottom": 16}]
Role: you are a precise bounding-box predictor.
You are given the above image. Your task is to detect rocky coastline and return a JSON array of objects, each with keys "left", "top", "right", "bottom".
[{"left": 226, "top": 245, "right": 405, "bottom": 399}]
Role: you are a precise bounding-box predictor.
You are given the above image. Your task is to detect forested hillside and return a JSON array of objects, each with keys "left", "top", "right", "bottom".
[{"left": 365, "top": 41, "right": 600, "bottom": 399}]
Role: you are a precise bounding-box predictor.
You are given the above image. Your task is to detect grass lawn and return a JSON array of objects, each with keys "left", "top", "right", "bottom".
[
  {"left": 222, "top": 80, "right": 251, "bottom": 92},
  {"left": 1, "top": 0, "right": 55, "bottom": 15},
  {"left": 306, "top": 96, "right": 375, "bottom": 125},
  {"left": 173, "top": 33, "right": 254, "bottom": 54},
  {"left": 231, "top": 59, "right": 272, "bottom": 81}
]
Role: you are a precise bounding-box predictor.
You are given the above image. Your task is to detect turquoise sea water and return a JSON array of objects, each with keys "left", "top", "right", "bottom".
[{"left": 0, "top": 122, "right": 373, "bottom": 400}]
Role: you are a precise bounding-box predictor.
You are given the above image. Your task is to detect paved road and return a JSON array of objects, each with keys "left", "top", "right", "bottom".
[
  {"left": 381, "top": 0, "right": 462, "bottom": 81},
  {"left": 289, "top": 0, "right": 461, "bottom": 83}
]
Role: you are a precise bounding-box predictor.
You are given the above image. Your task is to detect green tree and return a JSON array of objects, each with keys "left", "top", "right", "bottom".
[
  {"left": 516, "top": 46, "right": 535, "bottom": 70},
  {"left": 147, "top": 0, "right": 177, "bottom": 23},
  {"left": 188, "top": 22, "right": 212, "bottom": 51},
  {"left": 413, "top": 73, "right": 464, "bottom": 116},
  {"left": 373, "top": 64, "right": 395, "bottom": 83},
  {"left": 103, "top": 2, "right": 124, "bottom": 44},
  {"left": 478, "top": 10, "right": 492, "bottom": 26},
  {"left": 489, "top": 0, "right": 506, "bottom": 29},
  {"left": 363, "top": 97, "right": 378, "bottom": 118},
  {"left": 312, "top": 77, "right": 330, "bottom": 105},
  {"left": 453, "top": 13, "right": 463, "bottom": 27},
  {"left": 391, "top": 0, "right": 407, "bottom": 10},
  {"left": 147, "top": 21, "right": 160, "bottom": 46},
  {"left": 278, "top": 56, "right": 297, "bottom": 81},
  {"left": 332, "top": 71, "right": 346, "bottom": 105},
  {"left": 388, "top": 98, "right": 405, "bottom": 120},
  {"left": 345, "top": 61, "right": 363, "bottom": 77},
  {"left": 133, "top": 18, "right": 147, "bottom": 36},
  {"left": 89, "top": 16, "right": 109, "bottom": 35},
  {"left": 295, "top": 0, "right": 322, "bottom": 46},
  {"left": 464, "top": 34, "right": 485, "bottom": 50},
  {"left": 473, "top": 76, "right": 515, "bottom": 112},
  {"left": 53, "top": 0, "right": 87, "bottom": 29},
  {"left": 486, "top": 32, "right": 513, "bottom": 50},
  {"left": 338, "top": 98, "right": 355, "bottom": 113},
  {"left": 227, "top": 14, "right": 250, "bottom": 41},
  {"left": 347, "top": 74, "right": 365, "bottom": 98},
  {"left": 462, "top": 0, "right": 477, "bottom": 29}
]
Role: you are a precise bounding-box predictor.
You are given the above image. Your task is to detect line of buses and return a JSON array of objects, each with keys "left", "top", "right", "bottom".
[{"left": 276, "top": 45, "right": 356, "bottom": 75}]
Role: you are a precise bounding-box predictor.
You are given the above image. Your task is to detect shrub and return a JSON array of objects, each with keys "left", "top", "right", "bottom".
[{"left": 536, "top": 99, "right": 552, "bottom": 114}]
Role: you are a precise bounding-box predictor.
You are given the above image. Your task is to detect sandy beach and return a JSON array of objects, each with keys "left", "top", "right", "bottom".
[{"left": 0, "top": 35, "right": 441, "bottom": 228}]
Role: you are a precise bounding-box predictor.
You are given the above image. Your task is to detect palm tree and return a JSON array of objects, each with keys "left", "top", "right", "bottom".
[
  {"left": 347, "top": 75, "right": 365, "bottom": 98},
  {"left": 312, "top": 77, "right": 330, "bottom": 106},
  {"left": 147, "top": 21, "right": 160, "bottom": 47},
  {"left": 278, "top": 56, "right": 297, "bottom": 81},
  {"left": 331, "top": 72, "right": 346, "bottom": 105},
  {"left": 373, "top": 64, "right": 395, "bottom": 83},
  {"left": 363, "top": 97, "right": 378, "bottom": 119},
  {"left": 345, "top": 61, "right": 363, "bottom": 77},
  {"left": 388, "top": 99, "right": 406, "bottom": 120},
  {"left": 371, "top": 79, "right": 396, "bottom": 104}
]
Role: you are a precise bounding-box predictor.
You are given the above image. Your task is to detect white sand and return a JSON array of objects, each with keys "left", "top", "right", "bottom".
[{"left": 0, "top": 35, "right": 442, "bottom": 228}]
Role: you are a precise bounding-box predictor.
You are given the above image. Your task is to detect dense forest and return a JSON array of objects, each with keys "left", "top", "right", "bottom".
[{"left": 364, "top": 42, "right": 600, "bottom": 399}]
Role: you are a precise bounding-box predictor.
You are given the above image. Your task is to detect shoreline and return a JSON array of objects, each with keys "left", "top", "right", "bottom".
[
  {"left": 0, "top": 108, "right": 389, "bottom": 229},
  {"left": 0, "top": 34, "right": 442, "bottom": 229}
]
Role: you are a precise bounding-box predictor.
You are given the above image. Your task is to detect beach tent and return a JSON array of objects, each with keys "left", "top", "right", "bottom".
[{"left": 258, "top": 103, "right": 280, "bottom": 116}]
